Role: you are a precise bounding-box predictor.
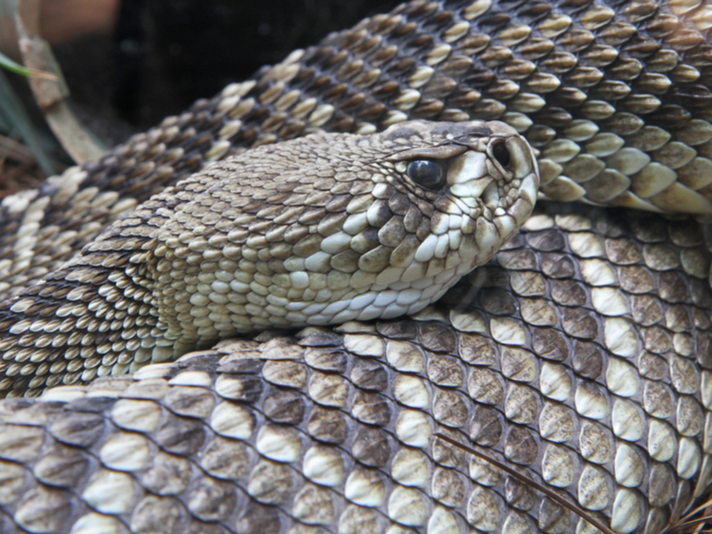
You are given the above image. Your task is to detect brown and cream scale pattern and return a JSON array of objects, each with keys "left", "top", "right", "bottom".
[
  {"left": 0, "top": 121, "right": 538, "bottom": 396},
  {"left": 1, "top": 0, "right": 712, "bottom": 302},
  {"left": 0, "top": 204, "right": 709, "bottom": 534}
]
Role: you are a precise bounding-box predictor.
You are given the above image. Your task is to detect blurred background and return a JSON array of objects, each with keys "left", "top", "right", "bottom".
[{"left": 0, "top": 0, "right": 401, "bottom": 190}]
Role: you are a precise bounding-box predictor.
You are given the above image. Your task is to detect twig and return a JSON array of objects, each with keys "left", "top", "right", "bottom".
[
  {"left": 434, "top": 432, "right": 617, "bottom": 534},
  {"left": 668, "top": 495, "right": 712, "bottom": 534},
  {"left": 0, "top": 50, "right": 56, "bottom": 80}
]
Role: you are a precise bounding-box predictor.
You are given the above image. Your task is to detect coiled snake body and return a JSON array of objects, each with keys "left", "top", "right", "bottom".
[{"left": 0, "top": 0, "right": 711, "bottom": 533}]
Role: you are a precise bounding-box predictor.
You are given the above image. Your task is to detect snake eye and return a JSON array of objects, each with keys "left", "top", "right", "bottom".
[
  {"left": 406, "top": 160, "right": 447, "bottom": 190},
  {"left": 492, "top": 141, "right": 511, "bottom": 169}
]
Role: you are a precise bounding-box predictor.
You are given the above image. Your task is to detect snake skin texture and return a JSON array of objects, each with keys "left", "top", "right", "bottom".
[
  {"left": 0, "top": 205, "right": 710, "bottom": 534},
  {"left": 0, "top": 120, "right": 539, "bottom": 396},
  {"left": 0, "top": 0, "right": 711, "bottom": 532},
  {"left": 0, "top": 0, "right": 711, "bottom": 303}
]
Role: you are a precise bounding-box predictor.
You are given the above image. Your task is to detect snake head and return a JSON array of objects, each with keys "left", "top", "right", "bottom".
[
  {"left": 378, "top": 119, "right": 539, "bottom": 274},
  {"left": 148, "top": 119, "right": 540, "bottom": 335}
]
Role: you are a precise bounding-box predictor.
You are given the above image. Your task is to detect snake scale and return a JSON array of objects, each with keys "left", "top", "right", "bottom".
[{"left": 0, "top": 0, "right": 711, "bottom": 532}]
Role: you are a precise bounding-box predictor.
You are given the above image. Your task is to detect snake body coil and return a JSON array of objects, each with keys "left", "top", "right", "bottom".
[{"left": 0, "top": 0, "right": 711, "bottom": 532}]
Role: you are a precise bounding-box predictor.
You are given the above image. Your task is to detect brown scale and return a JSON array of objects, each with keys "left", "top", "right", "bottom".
[
  {"left": 0, "top": 120, "right": 538, "bottom": 396},
  {"left": 0, "top": 204, "right": 709, "bottom": 533},
  {"left": 0, "top": 0, "right": 710, "bottom": 302},
  {"left": 0, "top": 0, "right": 710, "bottom": 531}
]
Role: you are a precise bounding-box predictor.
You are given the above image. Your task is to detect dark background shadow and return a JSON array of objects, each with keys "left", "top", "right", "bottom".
[{"left": 54, "top": 0, "right": 403, "bottom": 145}]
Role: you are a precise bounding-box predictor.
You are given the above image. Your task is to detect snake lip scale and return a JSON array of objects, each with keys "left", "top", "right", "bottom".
[{"left": 0, "top": 0, "right": 711, "bottom": 532}]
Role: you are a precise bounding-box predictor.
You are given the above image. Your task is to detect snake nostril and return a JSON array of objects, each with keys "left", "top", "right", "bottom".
[{"left": 492, "top": 141, "right": 511, "bottom": 169}]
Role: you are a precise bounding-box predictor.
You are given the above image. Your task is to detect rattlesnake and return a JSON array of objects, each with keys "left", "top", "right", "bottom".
[{"left": 0, "top": 0, "right": 710, "bottom": 532}]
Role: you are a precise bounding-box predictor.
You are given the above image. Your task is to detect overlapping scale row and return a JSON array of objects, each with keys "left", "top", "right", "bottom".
[
  {"left": 0, "top": 203, "right": 709, "bottom": 534},
  {"left": 238, "top": 0, "right": 712, "bottom": 217},
  {"left": 0, "top": 122, "right": 538, "bottom": 397},
  {"left": 1, "top": 0, "right": 711, "bottom": 302}
]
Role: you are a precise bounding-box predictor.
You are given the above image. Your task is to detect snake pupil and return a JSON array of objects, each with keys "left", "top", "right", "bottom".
[
  {"left": 406, "top": 160, "right": 447, "bottom": 190},
  {"left": 492, "top": 141, "right": 511, "bottom": 169}
]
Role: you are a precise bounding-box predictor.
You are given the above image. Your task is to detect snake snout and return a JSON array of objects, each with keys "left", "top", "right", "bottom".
[
  {"left": 442, "top": 127, "right": 539, "bottom": 267},
  {"left": 446, "top": 132, "right": 538, "bottom": 211},
  {"left": 486, "top": 135, "right": 537, "bottom": 182}
]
